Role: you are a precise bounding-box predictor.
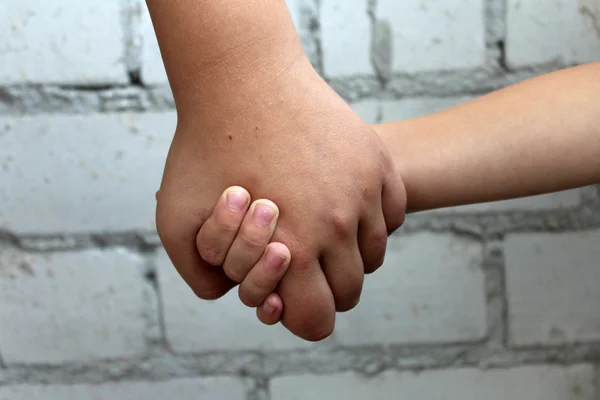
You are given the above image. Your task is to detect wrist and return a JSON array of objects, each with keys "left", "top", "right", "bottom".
[{"left": 372, "top": 120, "right": 422, "bottom": 214}]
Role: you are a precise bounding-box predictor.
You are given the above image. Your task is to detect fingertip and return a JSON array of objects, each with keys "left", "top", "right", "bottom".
[
  {"left": 266, "top": 242, "right": 291, "bottom": 269},
  {"left": 223, "top": 186, "right": 251, "bottom": 212},
  {"left": 257, "top": 293, "right": 283, "bottom": 325}
]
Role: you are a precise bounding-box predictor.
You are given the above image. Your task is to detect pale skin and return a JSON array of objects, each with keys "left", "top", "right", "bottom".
[
  {"left": 148, "top": 0, "right": 406, "bottom": 341},
  {"left": 195, "top": 62, "right": 600, "bottom": 324}
]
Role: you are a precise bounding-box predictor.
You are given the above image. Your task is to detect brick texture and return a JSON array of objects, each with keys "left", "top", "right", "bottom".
[
  {"left": 0, "top": 0, "right": 127, "bottom": 85},
  {"left": 334, "top": 233, "right": 486, "bottom": 345},
  {"left": 271, "top": 365, "right": 595, "bottom": 400},
  {"left": 0, "top": 378, "right": 246, "bottom": 400},
  {"left": 0, "top": 113, "right": 175, "bottom": 234},
  {"left": 506, "top": 0, "right": 600, "bottom": 67},
  {"left": 321, "top": 0, "right": 372, "bottom": 77},
  {"left": 0, "top": 248, "right": 148, "bottom": 364},
  {"left": 505, "top": 230, "right": 600, "bottom": 346},
  {"left": 375, "top": 0, "right": 486, "bottom": 73}
]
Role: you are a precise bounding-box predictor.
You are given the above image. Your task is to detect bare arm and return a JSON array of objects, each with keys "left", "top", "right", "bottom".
[
  {"left": 376, "top": 62, "right": 600, "bottom": 213},
  {"left": 145, "top": 0, "right": 303, "bottom": 119}
]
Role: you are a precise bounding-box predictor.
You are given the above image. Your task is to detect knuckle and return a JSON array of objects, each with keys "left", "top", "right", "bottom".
[
  {"left": 222, "top": 264, "right": 245, "bottom": 283},
  {"left": 196, "top": 238, "right": 225, "bottom": 266},
  {"left": 212, "top": 216, "right": 240, "bottom": 235},
  {"left": 238, "top": 228, "right": 270, "bottom": 251},
  {"left": 328, "top": 211, "right": 355, "bottom": 239}
]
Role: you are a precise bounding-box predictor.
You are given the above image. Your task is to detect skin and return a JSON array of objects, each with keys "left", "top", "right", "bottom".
[
  {"left": 147, "top": 0, "right": 406, "bottom": 341},
  {"left": 198, "top": 62, "right": 600, "bottom": 325}
]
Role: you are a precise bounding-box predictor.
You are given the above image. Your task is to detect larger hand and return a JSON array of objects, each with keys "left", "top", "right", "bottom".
[{"left": 155, "top": 35, "right": 405, "bottom": 343}]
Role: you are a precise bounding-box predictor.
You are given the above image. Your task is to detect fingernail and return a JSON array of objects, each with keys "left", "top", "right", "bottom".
[
  {"left": 226, "top": 190, "right": 248, "bottom": 211},
  {"left": 263, "top": 299, "right": 277, "bottom": 315},
  {"left": 253, "top": 202, "right": 276, "bottom": 226},
  {"left": 265, "top": 249, "right": 286, "bottom": 269}
]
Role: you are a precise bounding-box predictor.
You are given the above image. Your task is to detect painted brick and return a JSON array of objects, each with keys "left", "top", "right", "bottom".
[
  {"left": 321, "top": 0, "right": 372, "bottom": 77},
  {"left": 155, "top": 248, "right": 310, "bottom": 353},
  {"left": 506, "top": 0, "right": 600, "bottom": 67},
  {"left": 271, "top": 365, "right": 595, "bottom": 399},
  {"left": 0, "top": 0, "right": 127, "bottom": 85},
  {"left": 376, "top": 0, "right": 486, "bottom": 73},
  {"left": 140, "top": 2, "right": 168, "bottom": 85},
  {"left": 0, "top": 113, "right": 175, "bottom": 234},
  {"left": 333, "top": 233, "right": 486, "bottom": 345},
  {"left": 505, "top": 230, "right": 600, "bottom": 346},
  {"left": 0, "top": 248, "right": 147, "bottom": 364},
  {"left": 0, "top": 378, "right": 246, "bottom": 400}
]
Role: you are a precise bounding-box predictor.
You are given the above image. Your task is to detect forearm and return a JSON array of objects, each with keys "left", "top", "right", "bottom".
[
  {"left": 375, "top": 62, "right": 600, "bottom": 213},
  {"left": 146, "top": 0, "right": 304, "bottom": 121}
]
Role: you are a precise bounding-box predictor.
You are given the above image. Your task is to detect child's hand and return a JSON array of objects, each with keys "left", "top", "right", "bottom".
[{"left": 196, "top": 186, "right": 289, "bottom": 326}]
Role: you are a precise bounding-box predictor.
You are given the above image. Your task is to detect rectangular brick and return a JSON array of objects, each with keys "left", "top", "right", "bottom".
[
  {"left": 505, "top": 230, "right": 600, "bottom": 346},
  {"left": 0, "top": 0, "right": 127, "bottom": 85},
  {"left": 334, "top": 233, "right": 486, "bottom": 345},
  {"left": 321, "top": 0, "right": 372, "bottom": 77},
  {"left": 155, "top": 248, "right": 310, "bottom": 353},
  {"left": 0, "top": 248, "right": 148, "bottom": 364},
  {"left": 0, "top": 378, "right": 246, "bottom": 400},
  {"left": 376, "top": 0, "right": 486, "bottom": 73},
  {"left": 506, "top": 0, "right": 600, "bottom": 67},
  {"left": 0, "top": 113, "right": 175, "bottom": 234},
  {"left": 271, "top": 365, "right": 595, "bottom": 399}
]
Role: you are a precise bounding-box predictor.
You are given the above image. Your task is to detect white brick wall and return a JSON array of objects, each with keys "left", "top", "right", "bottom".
[
  {"left": 0, "top": 378, "right": 247, "bottom": 400},
  {"left": 505, "top": 230, "right": 600, "bottom": 346},
  {"left": 0, "top": 248, "right": 148, "bottom": 364},
  {"left": 271, "top": 365, "right": 595, "bottom": 399},
  {"left": 0, "top": 113, "right": 175, "bottom": 234},
  {"left": 0, "top": 0, "right": 128, "bottom": 85},
  {"left": 334, "top": 233, "right": 486, "bottom": 345},
  {"left": 321, "top": 0, "right": 372, "bottom": 77},
  {"left": 506, "top": 0, "right": 600, "bottom": 67},
  {"left": 375, "top": 0, "right": 486, "bottom": 73},
  {"left": 1, "top": 1, "right": 599, "bottom": 398}
]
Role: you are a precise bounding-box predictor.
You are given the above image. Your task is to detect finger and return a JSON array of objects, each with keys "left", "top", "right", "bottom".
[
  {"left": 257, "top": 293, "right": 284, "bottom": 325},
  {"left": 156, "top": 202, "right": 235, "bottom": 301},
  {"left": 320, "top": 241, "right": 364, "bottom": 312},
  {"left": 238, "top": 242, "right": 290, "bottom": 307},
  {"left": 223, "top": 199, "right": 279, "bottom": 282},
  {"left": 196, "top": 186, "right": 250, "bottom": 266},
  {"left": 277, "top": 251, "right": 336, "bottom": 341},
  {"left": 358, "top": 196, "right": 388, "bottom": 274},
  {"left": 381, "top": 170, "right": 407, "bottom": 234}
]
